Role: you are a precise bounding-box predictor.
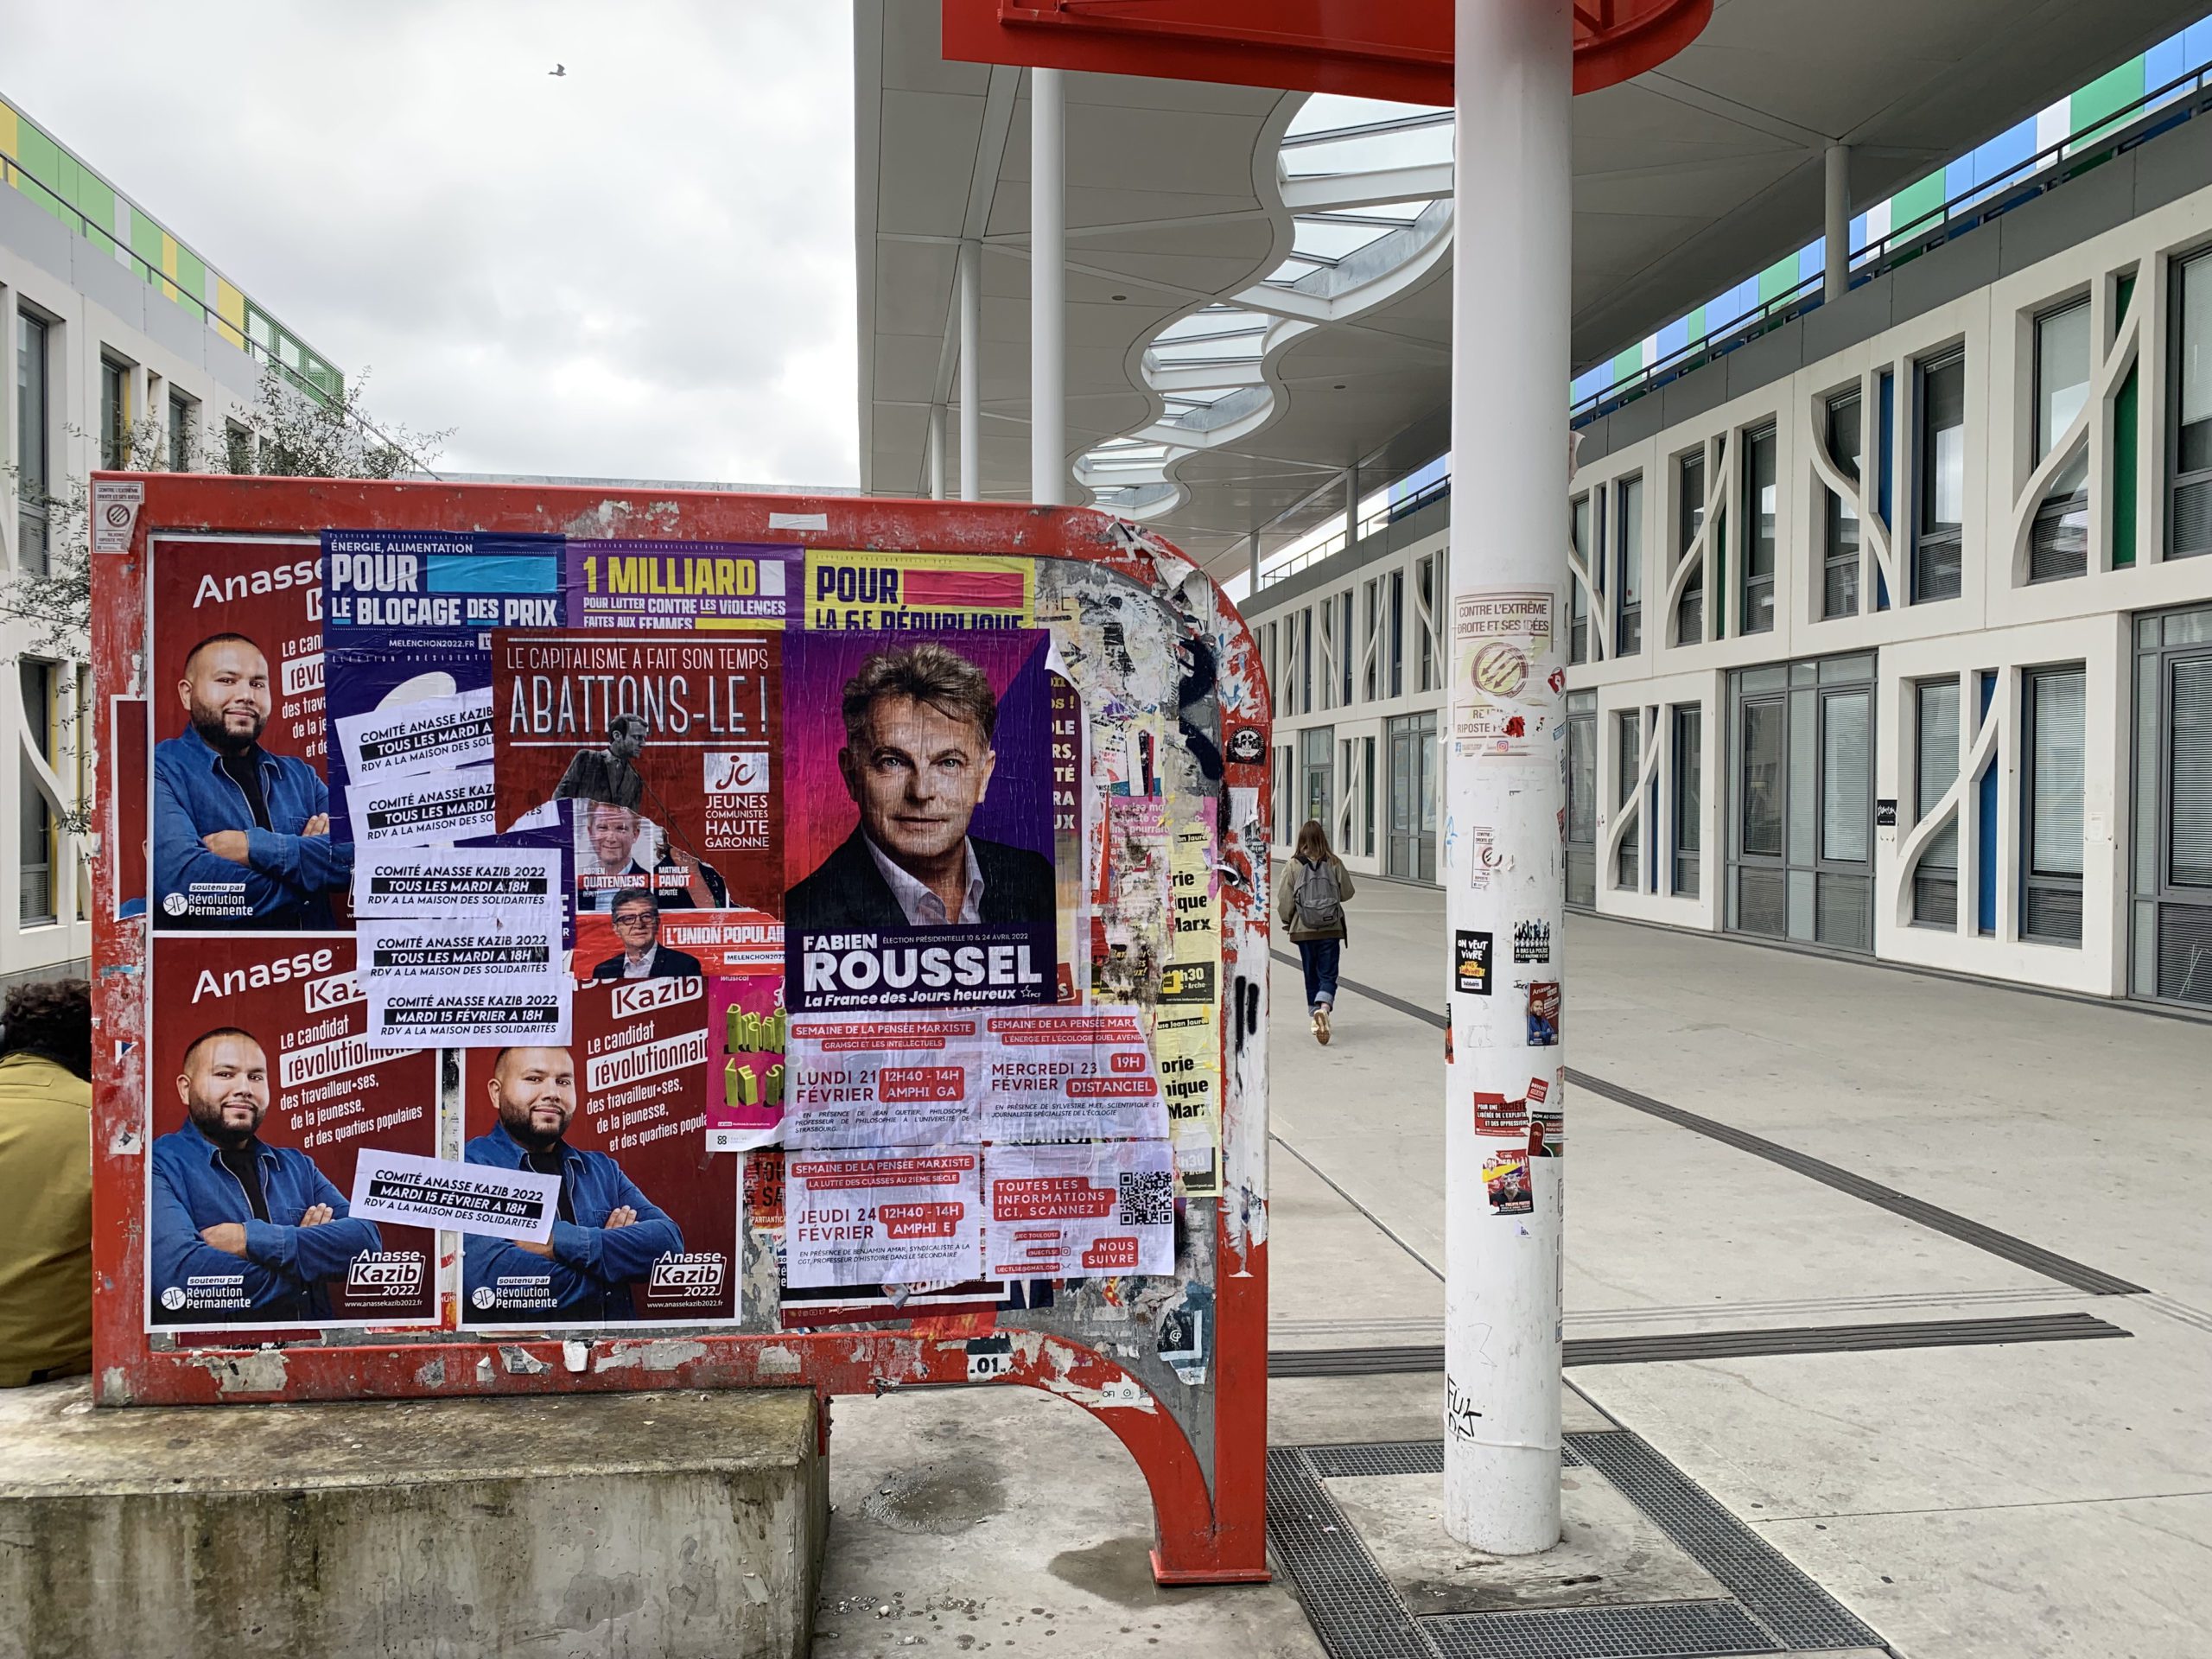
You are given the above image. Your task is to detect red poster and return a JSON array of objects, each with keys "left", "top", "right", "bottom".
[
  {"left": 149, "top": 536, "right": 349, "bottom": 930},
  {"left": 460, "top": 976, "right": 736, "bottom": 1327},
  {"left": 490, "top": 631, "right": 782, "bottom": 915},
  {"left": 146, "top": 935, "right": 438, "bottom": 1331}
]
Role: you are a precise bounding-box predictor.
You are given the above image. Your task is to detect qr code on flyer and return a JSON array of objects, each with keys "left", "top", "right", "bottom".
[{"left": 1116, "top": 1169, "right": 1174, "bottom": 1227}]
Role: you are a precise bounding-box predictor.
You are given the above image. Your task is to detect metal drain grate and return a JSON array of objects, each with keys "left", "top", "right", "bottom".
[
  {"left": 1304, "top": 1442, "right": 1587, "bottom": 1479},
  {"left": 1266, "top": 1446, "right": 1432, "bottom": 1659},
  {"left": 1567, "top": 1431, "right": 1884, "bottom": 1652},
  {"left": 1425, "top": 1600, "right": 1780, "bottom": 1658},
  {"left": 1270, "top": 1434, "right": 1887, "bottom": 1658}
]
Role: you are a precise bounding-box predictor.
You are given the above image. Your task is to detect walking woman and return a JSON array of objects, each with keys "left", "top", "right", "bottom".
[{"left": 1277, "top": 818, "right": 1354, "bottom": 1045}]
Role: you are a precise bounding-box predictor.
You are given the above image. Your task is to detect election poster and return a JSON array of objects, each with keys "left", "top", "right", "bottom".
[
  {"left": 460, "top": 977, "right": 736, "bottom": 1327},
  {"left": 149, "top": 536, "right": 347, "bottom": 931},
  {"left": 783, "top": 1012, "right": 982, "bottom": 1149},
  {"left": 146, "top": 935, "right": 438, "bottom": 1332},
  {"left": 782, "top": 628, "right": 1058, "bottom": 1012},
  {"left": 709, "top": 975, "right": 787, "bottom": 1153},
  {"left": 350, "top": 1153, "right": 563, "bottom": 1240},
  {"left": 346, "top": 766, "right": 501, "bottom": 849},
  {"left": 803, "top": 550, "right": 1034, "bottom": 632},
  {"left": 1484, "top": 1147, "right": 1534, "bottom": 1216},
  {"left": 566, "top": 540, "right": 798, "bottom": 632},
  {"left": 982, "top": 1140, "right": 1176, "bottom": 1278},
  {"left": 784, "top": 1149, "right": 984, "bottom": 1288},
  {"left": 1049, "top": 669, "right": 1085, "bottom": 1002},
  {"left": 977, "top": 1007, "right": 1168, "bottom": 1143},
  {"left": 490, "top": 630, "right": 783, "bottom": 915},
  {"left": 573, "top": 903, "right": 781, "bottom": 982},
  {"left": 323, "top": 530, "right": 565, "bottom": 841},
  {"left": 359, "top": 915, "right": 569, "bottom": 1045}
]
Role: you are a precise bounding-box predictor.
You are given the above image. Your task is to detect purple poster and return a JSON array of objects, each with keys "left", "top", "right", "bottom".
[{"left": 782, "top": 630, "right": 1058, "bottom": 1012}]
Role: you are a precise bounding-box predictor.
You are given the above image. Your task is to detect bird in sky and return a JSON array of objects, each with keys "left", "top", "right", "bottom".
[{"left": 550, "top": 63, "right": 567, "bottom": 77}]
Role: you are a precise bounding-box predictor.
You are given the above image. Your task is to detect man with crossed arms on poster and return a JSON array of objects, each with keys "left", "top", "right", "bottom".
[{"left": 463, "top": 1046, "right": 683, "bottom": 1322}]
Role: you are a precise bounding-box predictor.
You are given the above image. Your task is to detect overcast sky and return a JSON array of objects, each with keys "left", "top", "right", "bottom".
[{"left": 5, "top": 2, "right": 858, "bottom": 486}]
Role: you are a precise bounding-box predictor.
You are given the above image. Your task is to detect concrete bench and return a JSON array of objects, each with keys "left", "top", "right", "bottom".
[{"left": 0, "top": 1379, "right": 824, "bottom": 1658}]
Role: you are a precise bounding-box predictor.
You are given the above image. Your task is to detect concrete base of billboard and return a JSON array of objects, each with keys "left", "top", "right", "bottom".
[{"left": 0, "top": 1380, "right": 825, "bottom": 1659}]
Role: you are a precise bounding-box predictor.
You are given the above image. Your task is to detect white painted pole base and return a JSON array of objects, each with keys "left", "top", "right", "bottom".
[{"left": 1441, "top": 0, "right": 1572, "bottom": 1556}]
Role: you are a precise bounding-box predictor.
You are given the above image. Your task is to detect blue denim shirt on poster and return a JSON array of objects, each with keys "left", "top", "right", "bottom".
[
  {"left": 152, "top": 728, "right": 353, "bottom": 927},
  {"left": 149, "top": 1117, "right": 381, "bottom": 1323},
  {"left": 463, "top": 1121, "right": 684, "bottom": 1322}
]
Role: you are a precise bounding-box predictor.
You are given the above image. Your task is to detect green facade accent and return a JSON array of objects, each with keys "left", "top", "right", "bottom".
[
  {"left": 1889, "top": 168, "right": 1948, "bottom": 242},
  {"left": 1611, "top": 345, "right": 1642, "bottom": 384},
  {"left": 0, "top": 90, "right": 340, "bottom": 399},
  {"left": 1757, "top": 253, "right": 1800, "bottom": 304},
  {"left": 2071, "top": 57, "right": 2148, "bottom": 153},
  {"left": 1687, "top": 305, "right": 1707, "bottom": 343}
]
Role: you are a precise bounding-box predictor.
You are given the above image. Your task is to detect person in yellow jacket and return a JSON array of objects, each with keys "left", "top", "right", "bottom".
[
  {"left": 0, "top": 979, "right": 92, "bottom": 1387},
  {"left": 1275, "top": 819, "right": 1354, "bottom": 1046}
]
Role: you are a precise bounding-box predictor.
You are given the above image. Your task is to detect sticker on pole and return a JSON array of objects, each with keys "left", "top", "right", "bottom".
[
  {"left": 92, "top": 480, "right": 144, "bottom": 552},
  {"left": 349, "top": 1151, "right": 563, "bottom": 1241},
  {"left": 1451, "top": 589, "right": 1554, "bottom": 756}
]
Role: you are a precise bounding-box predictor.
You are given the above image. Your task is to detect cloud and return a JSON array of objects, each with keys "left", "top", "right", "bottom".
[{"left": 4, "top": 0, "right": 857, "bottom": 485}]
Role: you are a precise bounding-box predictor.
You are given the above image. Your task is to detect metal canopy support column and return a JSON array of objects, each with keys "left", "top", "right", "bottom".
[
  {"left": 1344, "top": 463, "right": 1363, "bottom": 546},
  {"left": 959, "top": 238, "right": 982, "bottom": 501},
  {"left": 1443, "top": 0, "right": 1569, "bottom": 1556},
  {"left": 1030, "top": 67, "right": 1067, "bottom": 506},
  {"left": 1824, "top": 143, "right": 1852, "bottom": 302},
  {"left": 1248, "top": 531, "right": 1262, "bottom": 594},
  {"left": 928, "top": 404, "right": 947, "bottom": 499}
]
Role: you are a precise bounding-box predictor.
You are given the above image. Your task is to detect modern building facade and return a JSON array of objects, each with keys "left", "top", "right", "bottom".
[
  {"left": 0, "top": 92, "right": 341, "bottom": 986},
  {"left": 1244, "top": 97, "right": 2212, "bottom": 1012}
]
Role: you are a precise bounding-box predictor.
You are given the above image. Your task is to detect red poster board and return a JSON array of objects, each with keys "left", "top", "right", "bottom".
[{"left": 92, "top": 477, "right": 1272, "bottom": 1586}]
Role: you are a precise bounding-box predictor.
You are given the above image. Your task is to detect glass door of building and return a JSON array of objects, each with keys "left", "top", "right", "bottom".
[
  {"left": 2133, "top": 607, "right": 2212, "bottom": 1007},
  {"left": 1727, "top": 656, "right": 1875, "bottom": 950},
  {"left": 1387, "top": 711, "right": 1438, "bottom": 882}
]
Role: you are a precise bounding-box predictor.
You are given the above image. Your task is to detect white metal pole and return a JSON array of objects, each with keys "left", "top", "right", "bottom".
[
  {"left": 1443, "top": 0, "right": 1570, "bottom": 1555},
  {"left": 1030, "top": 67, "right": 1067, "bottom": 505},
  {"left": 928, "top": 403, "right": 946, "bottom": 499},
  {"left": 959, "top": 238, "right": 982, "bottom": 501},
  {"left": 1344, "top": 462, "right": 1362, "bottom": 546},
  {"left": 1824, "top": 143, "right": 1852, "bottom": 302}
]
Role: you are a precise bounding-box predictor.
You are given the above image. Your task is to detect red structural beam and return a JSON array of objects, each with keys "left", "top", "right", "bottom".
[{"left": 941, "top": 0, "right": 1710, "bottom": 100}]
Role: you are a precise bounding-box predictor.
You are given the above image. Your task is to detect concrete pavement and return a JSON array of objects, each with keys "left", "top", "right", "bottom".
[{"left": 824, "top": 886, "right": 2209, "bottom": 1656}]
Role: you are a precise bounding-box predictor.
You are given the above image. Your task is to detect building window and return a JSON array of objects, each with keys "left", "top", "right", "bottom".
[
  {"left": 1913, "top": 678, "right": 1961, "bottom": 926},
  {"left": 226, "top": 420, "right": 254, "bottom": 475},
  {"left": 1741, "top": 424, "right": 1777, "bottom": 633},
  {"left": 19, "top": 659, "right": 56, "bottom": 928},
  {"left": 1298, "top": 607, "right": 1313, "bottom": 715},
  {"left": 1676, "top": 448, "right": 1706, "bottom": 645},
  {"left": 1414, "top": 555, "right": 1441, "bottom": 692},
  {"left": 1361, "top": 579, "right": 1381, "bottom": 701},
  {"left": 168, "top": 390, "right": 198, "bottom": 474},
  {"left": 1337, "top": 591, "right": 1353, "bottom": 708},
  {"left": 1385, "top": 712, "right": 1438, "bottom": 882},
  {"left": 1615, "top": 709, "right": 1642, "bottom": 890},
  {"left": 1915, "top": 348, "right": 1966, "bottom": 601},
  {"left": 1569, "top": 493, "right": 1592, "bottom": 664},
  {"left": 1387, "top": 569, "right": 1405, "bottom": 696},
  {"left": 2022, "top": 664, "right": 2086, "bottom": 944},
  {"left": 1822, "top": 391, "right": 1862, "bottom": 618},
  {"left": 2133, "top": 607, "right": 2212, "bottom": 1005},
  {"left": 2031, "top": 301, "right": 2091, "bottom": 582},
  {"left": 1318, "top": 599, "right": 1338, "bottom": 711},
  {"left": 16, "top": 313, "right": 49, "bottom": 575},
  {"left": 1672, "top": 703, "right": 1701, "bottom": 897},
  {"left": 100, "top": 354, "right": 131, "bottom": 471},
  {"left": 1300, "top": 725, "right": 1333, "bottom": 832},
  {"left": 1615, "top": 474, "right": 1643, "bottom": 656},
  {"left": 1565, "top": 691, "right": 1596, "bottom": 907},
  {"left": 1360, "top": 734, "right": 1376, "bottom": 857},
  {"left": 1726, "top": 657, "right": 1876, "bottom": 952},
  {"left": 2171, "top": 251, "right": 2212, "bottom": 560}
]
